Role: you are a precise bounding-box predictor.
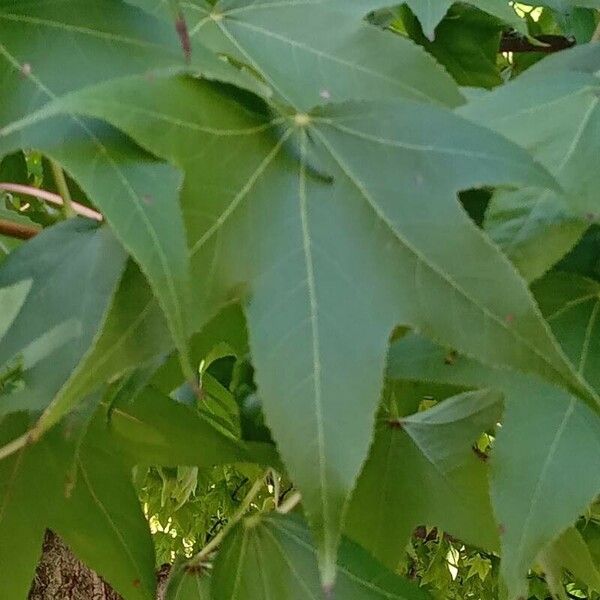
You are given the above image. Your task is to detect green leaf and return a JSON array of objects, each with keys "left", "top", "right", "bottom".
[
  {"left": 0, "top": 151, "right": 28, "bottom": 183},
  {"left": 47, "top": 72, "right": 594, "bottom": 584},
  {"left": 165, "top": 563, "right": 211, "bottom": 600},
  {"left": 1, "top": 377, "right": 271, "bottom": 600},
  {"left": 0, "top": 0, "right": 263, "bottom": 113},
  {"left": 541, "top": 527, "right": 600, "bottom": 595},
  {"left": 152, "top": 303, "right": 248, "bottom": 396},
  {"left": 51, "top": 415, "right": 157, "bottom": 600},
  {"left": 401, "top": 4, "right": 505, "bottom": 89},
  {"left": 346, "top": 390, "right": 501, "bottom": 569},
  {"left": 0, "top": 117, "right": 195, "bottom": 414},
  {"left": 458, "top": 69, "right": 600, "bottom": 281},
  {"left": 188, "top": 0, "right": 464, "bottom": 108},
  {"left": 53, "top": 261, "right": 171, "bottom": 406},
  {"left": 0, "top": 0, "right": 263, "bottom": 408},
  {"left": 0, "top": 219, "right": 126, "bottom": 416},
  {"left": 0, "top": 235, "right": 22, "bottom": 262},
  {"left": 212, "top": 513, "right": 431, "bottom": 599},
  {"left": 539, "top": 0, "right": 600, "bottom": 11},
  {"left": 0, "top": 414, "right": 74, "bottom": 599},
  {"left": 533, "top": 272, "right": 600, "bottom": 393},
  {"left": 0, "top": 395, "right": 160, "bottom": 600},
  {"left": 404, "top": 0, "right": 525, "bottom": 41},
  {"left": 108, "top": 386, "right": 253, "bottom": 468},
  {"left": 387, "top": 310, "right": 600, "bottom": 599},
  {"left": 492, "top": 381, "right": 600, "bottom": 599},
  {"left": 399, "top": 389, "right": 502, "bottom": 470},
  {"left": 0, "top": 279, "right": 31, "bottom": 341}
]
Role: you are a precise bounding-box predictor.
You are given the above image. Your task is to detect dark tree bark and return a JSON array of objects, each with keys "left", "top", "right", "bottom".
[
  {"left": 29, "top": 531, "right": 171, "bottom": 600},
  {"left": 29, "top": 532, "right": 122, "bottom": 600}
]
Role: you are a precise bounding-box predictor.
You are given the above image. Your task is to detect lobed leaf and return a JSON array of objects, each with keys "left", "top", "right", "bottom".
[
  {"left": 212, "top": 513, "right": 431, "bottom": 599},
  {"left": 45, "top": 71, "right": 597, "bottom": 584},
  {"left": 387, "top": 270, "right": 600, "bottom": 598},
  {"left": 459, "top": 68, "right": 600, "bottom": 281},
  {"left": 346, "top": 390, "right": 501, "bottom": 569}
]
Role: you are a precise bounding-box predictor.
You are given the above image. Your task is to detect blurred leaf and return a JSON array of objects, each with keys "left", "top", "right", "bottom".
[{"left": 541, "top": 528, "right": 600, "bottom": 595}]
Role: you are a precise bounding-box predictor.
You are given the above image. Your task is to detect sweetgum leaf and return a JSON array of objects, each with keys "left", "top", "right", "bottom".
[
  {"left": 212, "top": 513, "right": 431, "bottom": 600},
  {"left": 539, "top": 0, "right": 600, "bottom": 11},
  {"left": 47, "top": 72, "right": 599, "bottom": 584},
  {"left": 346, "top": 390, "right": 502, "bottom": 568},
  {"left": 387, "top": 270, "right": 600, "bottom": 598},
  {"left": 51, "top": 414, "right": 157, "bottom": 600},
  {"left": 0, "top": 381, "right": 273, "bottom": 600},
  {"left": 184, "top": 0, "right": 465, "bottom": 108},
  {"left": 541, "top": 528, "right": 600, "bottom": 595},
  {"left": 0, "top": 116, "right": 194, "bottom": 416},
  {"left": 401, "top": 4, "right": 505, "bottom": 88},
  {"left": 164, "top": 563, "right": 211, "bottom": 599},
  {"left": 0, "top": 414, "right": 74, "bottom": 599},
  {"left": 0, "top": 279, "right": 31, "bottom": 341}
]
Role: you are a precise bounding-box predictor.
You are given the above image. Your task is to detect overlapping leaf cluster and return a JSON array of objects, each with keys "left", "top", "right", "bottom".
[{"left": 1, "top": 1, "right": 600, "bottom": 599}]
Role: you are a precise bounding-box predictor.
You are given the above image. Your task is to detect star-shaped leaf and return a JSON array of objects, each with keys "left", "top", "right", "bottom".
[
  {"left": 41, "top": 70, "right": 599, "bottom": 585},
  {"left": 0, "top": 379, "right": 273, "bottom": 599},
  {"left": 212, "top": 513, "right": 431, "bottom": 599}
]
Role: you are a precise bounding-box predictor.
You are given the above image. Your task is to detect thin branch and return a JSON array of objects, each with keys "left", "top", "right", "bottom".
[
  {"left": 593, "top": 13, "right": 600, "bottom": 42},
  {"left": 270, "top": 468, "right": 281, "bottom": 508},
  {"left": 0, "top": 183, "right": 102, "bottom": 221},
  {"left": 49, "top": 160, "right": 76, "bottom": 218},
  {"left": 190, "top": 473, "right": 267, "bottom": 565},
  {"left": 277, "top": 491, "right": 302, "bottom": 514},
  {"left": 169, "top": 0, "right": 192, "bottom": 63},
  {"left": 500, "top": 33, "right": 576, "bottom": 53},
  {"left": 0, "top": 431, "right": 31, "bottom": 462},
  {"left": 0, "top": 218, "right": 39, "bottom": 240}
]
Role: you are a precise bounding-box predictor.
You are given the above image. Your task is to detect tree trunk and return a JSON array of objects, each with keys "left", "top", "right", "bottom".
[
  {"left": 29, "top": 531, "right": 170, "bottom": 599},
  {"left": 29, "top": 531, "right": 122, "bottom": 600}
]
